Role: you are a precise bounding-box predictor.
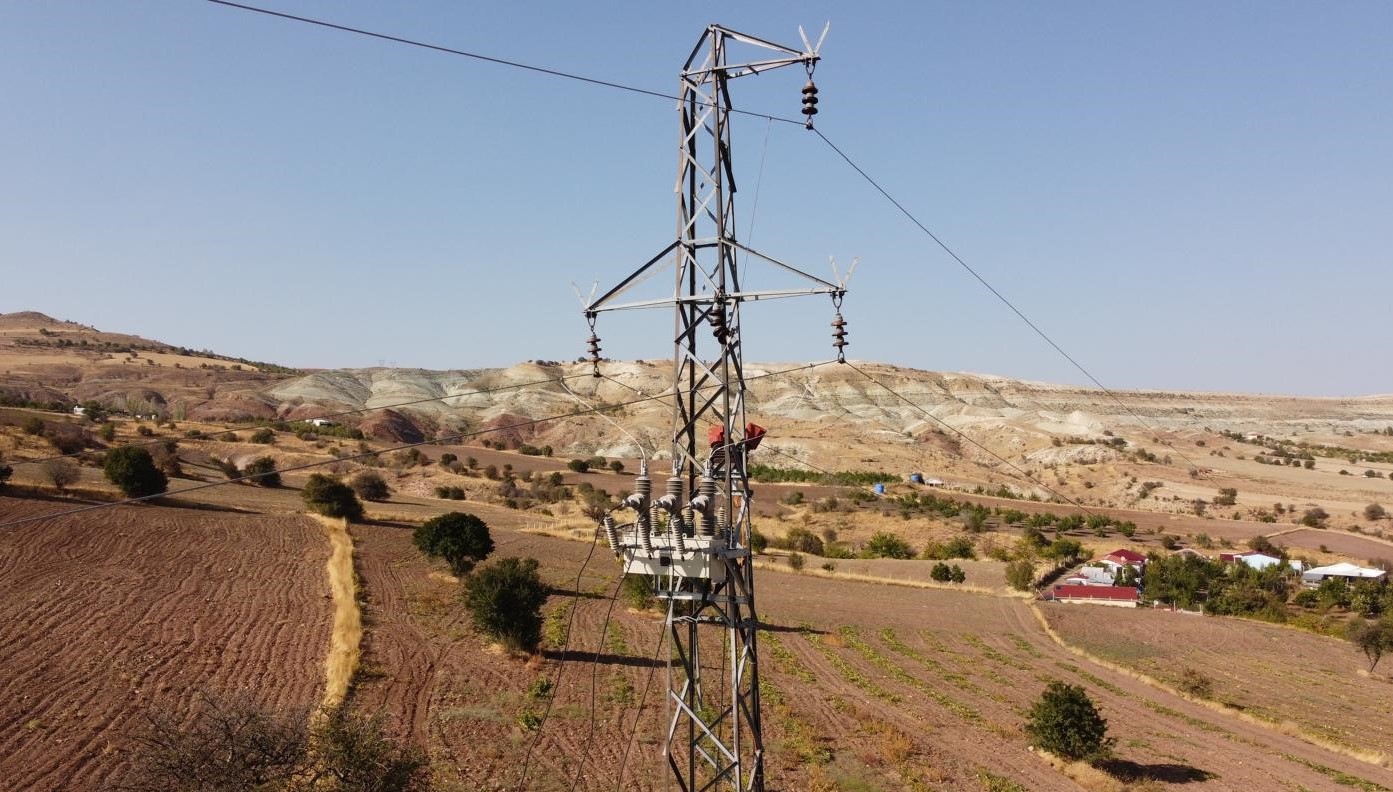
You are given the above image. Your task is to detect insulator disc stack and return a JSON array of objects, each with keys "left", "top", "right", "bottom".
[
  {"left": 586, "top": 332, "right": 602, "bottom": 374},
  {"left": 801, "top": 79, "right": 819, "bottom": 128},
  {"left": 831, "top": 312, "right": 848, "bottom": 360},
  {"left": 710, "top": 304, "right": 729, "bottom": 344}
]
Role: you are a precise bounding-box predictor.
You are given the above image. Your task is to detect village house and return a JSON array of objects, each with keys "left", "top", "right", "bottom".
[
  {"left": 1045, "top": 584, "right": 1139, "bottom": 608},
  {"left": 1219, "top": 550, "right": 1305, "bottom": 573},
  {"left": 1301, "top": 562, "right": 1387, "bottom": 586}
]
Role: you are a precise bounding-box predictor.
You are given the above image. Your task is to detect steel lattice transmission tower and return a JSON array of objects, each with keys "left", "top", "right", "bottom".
[{"left": 583, "top": 23, "right": 845, "bottom": 792}]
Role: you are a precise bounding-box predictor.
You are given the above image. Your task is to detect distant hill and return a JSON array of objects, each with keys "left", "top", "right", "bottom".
[{"left": 5, "top": 310, "right": 1393, "bottom": 522}]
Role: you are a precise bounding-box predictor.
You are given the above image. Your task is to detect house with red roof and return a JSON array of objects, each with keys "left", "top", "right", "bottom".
[
  {"left": 1046, "top": 584, "right": 1139, "bottom": 608},
  {"left": 1102, "top": 548, "right": 1147, "bottom": 567}
]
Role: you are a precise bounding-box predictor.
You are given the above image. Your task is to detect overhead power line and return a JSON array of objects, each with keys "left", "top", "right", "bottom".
[
  {"left": 844, "top": 362, "right": 1101, "bottom": 516},
  {"left": 812, "top": 129, "right": 1210, "bottom": 477},
  {"left": 203, "top": 0, "right": 1209, "bottom": 476},
  {"left": 0, "top": 361, "right": 831, "bottom": 531},
  {"left": 514, "top": 523, "right": 602, "bottom": 792},
  {"left": 204, "top": 0, "right": 805, "bottom": 127}
]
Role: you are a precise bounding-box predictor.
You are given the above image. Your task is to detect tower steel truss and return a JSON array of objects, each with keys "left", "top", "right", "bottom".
[{"left": 585, "top": 24, "right": 840, "bottom": 792}]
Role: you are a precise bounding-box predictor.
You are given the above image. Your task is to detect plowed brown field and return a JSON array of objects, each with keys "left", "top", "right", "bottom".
[
  {"left": 349, "top": 523, "right": 1393, "bottom": 791},
  {"left": 0, "top": 497, "right": 333, "bottom": 792},
  {"left": 1042, "top": 604, "right": 1393, "bottom": 763}
]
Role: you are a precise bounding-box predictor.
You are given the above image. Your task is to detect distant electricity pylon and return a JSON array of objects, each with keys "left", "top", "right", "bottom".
[{"left": 583, "top": 23, "right": 846, "bottom": 792}]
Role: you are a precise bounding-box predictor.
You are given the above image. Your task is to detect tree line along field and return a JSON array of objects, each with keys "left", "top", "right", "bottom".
[{"left": 0, "top": 497, "right": 334, "bottom": 792}]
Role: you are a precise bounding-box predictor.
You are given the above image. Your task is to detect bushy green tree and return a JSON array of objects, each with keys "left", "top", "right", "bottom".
[
  {"left": 567, "top": 459, "right": 589, "bottom": 473},
  {"left": 349, "top": 470, "right": 391, "bottom": 502},
  {"left": 1044, "top": 538, "right": 1083, "bottom": 563},
  {"left": 1145, "top": 554, "right": 1225, "bottom": 609},
  {"left": 103, "top": 445, "right": 168, "bottom": 498},
  {"left": 1348, "top": 615, "right": 1393, "bottom": 672},
  {"left": 302, "top": 473, "right": 363, "bottom": 521},
  {"left": 43, "top": 457, "right": 80, "bottom": 492},
  {"left": 465, "top": 557, "right": 549, "bottom": 653},
  {"left": 1025, "top": 681, "right": 1114, "bottom": 762},
  {"left": 1006, "top": 559, "right": 1036, "bottom": 591},
  {"left": 242, "top": 456, "right": 281, "bottom": 487},
  {"left": 863, "top": 531, "right": 915, "bottom": 559},
  {"left": 781, "top": 526, "right": 824, "bottom": 555},
  {"left": 413, "top": 511, "right": 494, "bottom": 576}
]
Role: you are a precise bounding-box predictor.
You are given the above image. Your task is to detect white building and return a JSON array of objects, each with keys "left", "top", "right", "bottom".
[{"left": 1302, "top": 562, "right": 1387, "bottom": 586}]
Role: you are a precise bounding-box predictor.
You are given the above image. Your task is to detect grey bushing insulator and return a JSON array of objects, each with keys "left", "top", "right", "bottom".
[
  {"left": 639, "top": 515, "right": 653, "bottom": 554},
  {"left": 602, "top": 514, "right": 620, "bottom": 554},
  {"left": 698, "top": 476, "right": 717, "bottom": 536},
  {"left": 717, "top": 505, "right": 728, "bottom": 538},
  {"left": 673, "top": 514, "right": 687, "bottom": 553},
  {"left": 635, "top": 473, "right": 652, "bottom": 501}
]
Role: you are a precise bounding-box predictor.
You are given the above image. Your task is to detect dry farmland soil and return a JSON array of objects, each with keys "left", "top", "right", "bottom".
[
  {"left": 0, "top": 497, "right": 334, "bottom": 792},
  {"left": 349, "top": 522, "right": 1393, "bottom": 791},
  {"left": 1042, "top": 604, "right": 1393, "bottom": 764}
]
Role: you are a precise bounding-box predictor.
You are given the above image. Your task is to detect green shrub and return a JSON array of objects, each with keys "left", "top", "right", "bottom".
[
  {"left": 103, "top": 446, "right": 168, "bottom": 498},
  {"left": 749, "top": 530, "right": 768, "bottom": 553},
  {"left": 1006, "top": 559, "right": 1036, "bottom": 591},
  {"left": 242, "top": 456, "right": 281, "bottom": 487},
  {"left": 434, "top": 485, "right": 467, "bottom": 500},
  {"left": 863, "top": 531, "right": 914, "bottom": 559},
  {"left": 439, "top": 453, "right": 457, "bottom": 466},
  {"left": 414, "top": 511, "right": 494, "bottom": 576},
  {"left": 249, "top": 427, "right": 275, "bottom": 445},
  {"left": 349, "top": 471, "right": 391, "bottom": 502},
  {"left": 781, "top": 526, "right": 824, "bottom": 555},
  {"left": 1292, "top": 589, "right": 1319, "bottom": 608},
  {"left": 22, "top": 416, "right": 45, "bottom": 436},
  {"left": 788, "top": 552, "right": 806, "bottom": 571},
  {"left": 302, "top": 474, "right": 363, "bottom": 521},
  {"left": 465, "top": 557, "right": 549, "bottom": 653},
  {"left": 567, "top": 459, "right": 590, "bottom": 473},
  {"left": 1301, "top": 507, "right": 1329, "bottom": 528},
  {"left": 1025, "top": 681, "right": 1114, "bottom": 762}
]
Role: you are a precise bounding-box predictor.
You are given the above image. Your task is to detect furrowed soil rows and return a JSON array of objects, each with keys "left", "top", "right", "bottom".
[
  {"left": 350, "top": 523, "right": 1393, "bottom": 790},
  {"left": 0, "top": 496, "right": 333, "bottom": 792},
  {"left": 1042, "top": 603, "right": 1393, "bottom": 763}
]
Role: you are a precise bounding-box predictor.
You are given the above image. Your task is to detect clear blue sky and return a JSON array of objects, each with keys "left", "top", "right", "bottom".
[{"left": 2, "top": 1, "right": 1389, "bottom": 396}]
